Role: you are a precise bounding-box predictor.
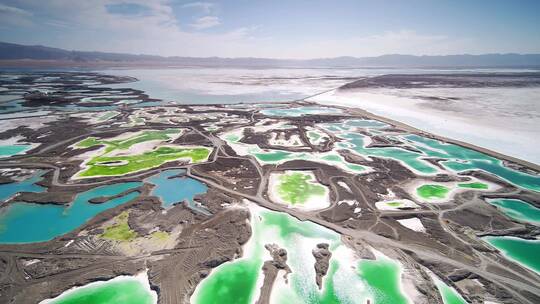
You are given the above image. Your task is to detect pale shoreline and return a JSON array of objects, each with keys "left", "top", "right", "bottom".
[{"left": 305, "top": 95, "right": 540, "bottom": 172}]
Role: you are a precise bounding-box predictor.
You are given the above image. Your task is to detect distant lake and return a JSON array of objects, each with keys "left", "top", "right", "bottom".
[{"left": 95, "top": 67, "right": 490, "bottom": 104}]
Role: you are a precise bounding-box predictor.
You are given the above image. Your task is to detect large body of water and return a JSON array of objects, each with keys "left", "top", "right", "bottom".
[
  {"left": 40, "top": 272, "right": 157, "bottom": 304},
  {"left": 146, "top": 169, "right": 210, "bottom": 214},
  {"left": 192, "top": 204, "right": 411, "bottom": 304},
  {"left": 97, "top": 67, "right": 510, "bottom": 105},
  {"left": 309, "top": 83, "right": 540, "bottom": 165},
  {"left": 484, "top": 236, "right": 540, "bottom": 274},
  {"left": 0, "top": 170, "right": 46, "bottom": 202},
  {"left": 0, "top": 182, "right": 141, "bottom": 243}
]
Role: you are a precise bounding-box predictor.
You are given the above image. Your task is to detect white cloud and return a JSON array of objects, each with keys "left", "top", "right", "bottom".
[
  {"left": 0, "top": 3, "right": 32, "bottom": 16},
  {"left": 182, "top": 2, "right": 214, "bottom": 13},
  {"left": 0, "top": 3, "right": 33, "bottom": 27},
  {"left": 4, "top": 1, "right": 537, "bottom": 58},
  {"left": 189, "top": 16, "right": 220, "bottom": 30}
]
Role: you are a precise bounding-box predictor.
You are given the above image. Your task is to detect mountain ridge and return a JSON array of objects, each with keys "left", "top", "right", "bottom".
[{"left": 1, "top": 41, "right": 540, "bottom": 68}]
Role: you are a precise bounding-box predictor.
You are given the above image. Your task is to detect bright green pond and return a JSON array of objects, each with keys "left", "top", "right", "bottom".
[
  {"left": 191, "top": 205, "right": 410, "bottom": 304},
  {"left": 458, "top": 182, "right": 488, "bottom": 189},
  {"left": 416, "top": 184, "right": 449, "bottom": 200},
  {"left": 41, "top": 274, "right": 156, "bottom": 304},
  {"left": 276, "top": 171, "right": 325, "bottom": 205},
  {"left": 434, "top": 278, "right": 467, "bottom": 304}
]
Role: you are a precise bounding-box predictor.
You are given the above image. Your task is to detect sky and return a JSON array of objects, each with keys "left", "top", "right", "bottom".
[{"left": 0, "top": 0, "right": 539, "bottom": 59}]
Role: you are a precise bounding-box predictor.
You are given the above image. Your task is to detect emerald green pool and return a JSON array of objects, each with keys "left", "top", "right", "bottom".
[
  {"left": 276, "top": 171, "right": 325, "bottom": 205},
  {"left": 357, "top": 257, "right": 409, "bottom": 304},
  {"left": 416, "top": 184, "right": 450, "bottom": 200},
  {"left": 41, "top": 273, "right": 156, "bottom": 304},
  {"left": 484, "top": 236, "right": 540, "bottom": 273},
  {"left": 434, "top": 278, "right": 467, "bottom": 304},
  {"left": 488, "top": 199, "right": 540, "bottom": 224},
  {"left": 458, "top": 182, "right": 488, "bottom": 189},
  {"left": 192, "top": 205, "right": 410, "bottom": 304}
]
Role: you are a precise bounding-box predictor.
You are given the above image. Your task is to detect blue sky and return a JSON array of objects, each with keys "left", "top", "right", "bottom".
[{"left": 0, "top": 0, "right": 539, "bottom": 58}]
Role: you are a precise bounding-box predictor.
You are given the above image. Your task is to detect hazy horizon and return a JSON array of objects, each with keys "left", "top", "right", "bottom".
[{"left": 1, "top": 0, "right": 540, "bottom": 59}]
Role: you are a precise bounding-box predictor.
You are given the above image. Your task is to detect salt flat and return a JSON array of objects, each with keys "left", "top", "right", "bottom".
[{"left": 309, "top": 82, "right": 540, "bottom": 165}]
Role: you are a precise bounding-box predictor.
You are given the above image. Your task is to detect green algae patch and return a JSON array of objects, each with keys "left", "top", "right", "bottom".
[
  {"left": 270, "top": 171, "right": 329, "bottom": 209},
  {"left": 416, "top": 184, "right": 449, "bottom": 200},
  {"left": 76, "top": 137, "right": 101, "bottom": 148},
  {"left": 357, "top": 255, "right": 409, "bottom": 304},
  {"left": 80, "top": 129, "right": 181, "bottom": 153},
  {"left": 458, "top": 182, "right": 488, "bottom": 189},
  {"left": 433, "top": 278, "right": 467, "bottom": 304},
  {"left": 100, "top": 211, "right": 137, "bottom": 242},
  {"left": 278, "top": 171, "right": 325, "bottom": 205},
  {"left": 150, "top": 231, "right": 169, "bottom": 241},
  {"left": 73, "top": 129, "right": 212, "bottom": 178},
  {"left": 42, "top": 273, "right": 156, "bottom": 304},
  {"left": 78, "top": 146, "right": 211, "bottom": 178}
]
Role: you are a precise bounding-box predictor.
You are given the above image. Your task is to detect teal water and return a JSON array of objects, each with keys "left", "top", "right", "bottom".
[
  {"left": 0, "top": 100, "right": 25, "bottom": 114},
  {"left": 146, "top": 169, "right": 210, "bottom": 214},
  {"left": 0, "top": 145, "right": 32, "bottom": 157},
  {"left": 319, "top": 120, "right": 437, "bottom": 174},
  {"left": 405, "top": 135, "right": 540, "bottom": 192},
  {"left": 484, "top": 236, "right": 540, "bottom": 274},
  {"left": 339, "top": 132, "right": 437, "bottom": 174},
  {"left": 0, "top": 182, "right": 141, "bottom": 243},
  {"left": 488, "top": 199, "right": 540, "bottom": 224},
  {"left": 261, "top": 106, "right": 342, "bottom": 117},
  {"left": 315, "top": 120, "right": 540, "bottom": 190},
  {"left": 0, "top": 171, "right": 46, "bottom": 202}
]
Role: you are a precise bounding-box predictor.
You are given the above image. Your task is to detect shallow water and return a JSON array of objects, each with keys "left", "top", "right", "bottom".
[
  {"left": 192, "top": 205, "right": 409, "bottom": 304},
  {"left": 261, "top": 106, "right": 342, "bottom": 117},
  {"left": 41, "top": 273, "right": 156, "bottom": 304},
  {"left": 416, "top": 184, "right": 450, "bottom": 200},
  {"left": 0, "top": 144, "right": 32, "bottom": 157},
  {"left": 146, "top": 169, "right": 210, "bottom": 214},
  {"left": 0, "top": 170, "right": 46, "bottom": 202},
  {"left": 96, "top": 68, "right": 369, "bottom": 104},
  {"left": 405, "top": 135, "right": 540, "bottom": 192},
  {"left": 0, "top": 182, "right": 141, "bottom": 243},
  {"left": 484, "top": 236, "right": 540, "bottom": 273},
  {"left": 433, "top": 278, "right": 467, "bottom": 304},
  {"left": 488, "top": 199, "right": 540, "bottom": 224},
  {"left": 334, "top": 131, "right": 438, "bottom": 174}
]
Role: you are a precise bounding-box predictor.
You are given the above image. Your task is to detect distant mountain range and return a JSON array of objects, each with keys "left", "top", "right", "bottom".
[{"left": 1, "top": 41, "right": 540, "bottom": 68}]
